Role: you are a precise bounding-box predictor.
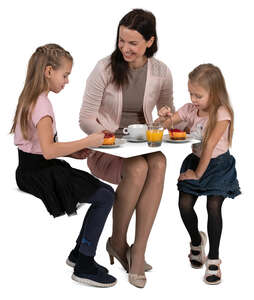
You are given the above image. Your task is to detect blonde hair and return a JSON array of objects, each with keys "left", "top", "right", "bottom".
[
  {"left": 10, "top": 44, "right": 73, "bottom": 140},
  {"left": 188, "top": 64, "right": 234, "bottom": 147}
]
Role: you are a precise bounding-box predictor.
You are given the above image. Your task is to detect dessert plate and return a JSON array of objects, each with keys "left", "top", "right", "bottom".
[
  {"left": 163, "top": 134, "right": 192, "bottom": 143},
  {"left": 98, "top": 138, "right": 126, "bottom": 148}
]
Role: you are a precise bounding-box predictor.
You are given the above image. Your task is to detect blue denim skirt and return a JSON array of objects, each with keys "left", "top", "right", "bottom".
[{"left": 177, "top": 151, "right": 241, "bottom": 198}]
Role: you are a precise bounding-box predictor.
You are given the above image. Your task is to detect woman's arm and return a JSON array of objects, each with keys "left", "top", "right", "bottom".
[
  {"left": 156, "top": 67, "right": 175, "bottom": 113},
  {"left": 79, "top": 60, "right": 108, "bottom": 134},
  {"left": 37, "top": 116, "right": 104, "bottom": 160},
  {"left": 178, "top": 120, "right": 230, "bottom": 181}
]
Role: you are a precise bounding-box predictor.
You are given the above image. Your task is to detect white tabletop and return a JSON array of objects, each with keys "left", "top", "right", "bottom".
[{"left": 89, "top": 135, "right": 200, "bottom": 158}]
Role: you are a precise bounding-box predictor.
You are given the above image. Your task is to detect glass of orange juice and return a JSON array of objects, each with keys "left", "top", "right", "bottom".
[{"left": 146, "top": 124, "right": 164, "bottom": 147}]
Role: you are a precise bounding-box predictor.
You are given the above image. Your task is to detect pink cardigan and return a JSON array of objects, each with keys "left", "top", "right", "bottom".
[
  {"left": 79, "top": 56, "right": 175, "bottom": 184},
  {"left": 80, "top": 56, "right": 174, "bottom": 133}
]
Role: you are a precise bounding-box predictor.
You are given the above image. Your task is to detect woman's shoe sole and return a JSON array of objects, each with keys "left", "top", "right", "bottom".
[{"left": 71, "top": 274, "right": 117, "bottom": 288}]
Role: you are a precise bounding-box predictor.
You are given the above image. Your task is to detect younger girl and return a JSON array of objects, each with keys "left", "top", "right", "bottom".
[
  {"left": 10, "top": 44, "right": 117, "bottom": 287},
  {"left": 159, "top": 64, "right": 240, "bottom": 284}
]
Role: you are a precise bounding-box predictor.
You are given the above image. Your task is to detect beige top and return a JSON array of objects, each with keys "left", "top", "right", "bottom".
[{"left": 115, "top": 63, "right": 147, "bottom": 137}]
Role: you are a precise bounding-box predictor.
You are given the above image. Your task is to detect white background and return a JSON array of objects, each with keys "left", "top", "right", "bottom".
[{"left": 1, "top": 0, "right": 253, "bottom": 299}]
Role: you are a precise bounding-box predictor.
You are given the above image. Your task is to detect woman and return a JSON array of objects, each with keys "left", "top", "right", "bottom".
[{"left": 79, "top": 9, "right": 174, "bottom": 288}]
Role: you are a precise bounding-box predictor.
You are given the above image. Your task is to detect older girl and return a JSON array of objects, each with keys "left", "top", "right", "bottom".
[{"left": 11, "top": 44, "right": 117, "bottom": 287}]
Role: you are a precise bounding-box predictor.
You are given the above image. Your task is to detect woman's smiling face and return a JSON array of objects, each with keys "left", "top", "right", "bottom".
[{"left": 118, "top": 25, "right": 154, "bottom": 68}]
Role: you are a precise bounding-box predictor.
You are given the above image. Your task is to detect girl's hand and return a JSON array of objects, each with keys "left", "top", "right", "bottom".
[
  {"left": 158, "top": 105, "right": 172, "bottom": 118},
  {"left": 86, "top": 132, "right": 105, "bottom": 147},
  {"left": 154, "top": 116, "right": 167, "bottom": 124},
  {"left": 69, "top": 148, "right": 92, "bottom": 159},
  {"left": 178, "top": 169, "right": 199, "bottom": 181}
]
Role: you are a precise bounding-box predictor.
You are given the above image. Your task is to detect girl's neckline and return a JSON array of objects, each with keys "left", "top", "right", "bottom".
[{"left": 197, "top": 108, "right": 209, "bottom": 118}]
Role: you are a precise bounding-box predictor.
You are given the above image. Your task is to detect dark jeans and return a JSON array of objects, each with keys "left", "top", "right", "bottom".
[{"left": 76, "top": 186, "right": 115, "bottom": 256}]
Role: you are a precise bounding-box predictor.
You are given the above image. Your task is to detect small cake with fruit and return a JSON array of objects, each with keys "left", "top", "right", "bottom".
[
  {"left": 103, "top": 132, "right": 116, "bottom": 145},
  {"left": 169, "top": 128, "right": 186, "bottom": 140}
]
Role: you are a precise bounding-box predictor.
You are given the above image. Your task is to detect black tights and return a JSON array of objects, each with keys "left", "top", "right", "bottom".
[{"left": 178, "top": 192, "right": 225, "bottom": 259}]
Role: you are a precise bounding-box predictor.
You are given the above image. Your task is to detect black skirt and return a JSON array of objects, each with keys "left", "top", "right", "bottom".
[{"left": 16, "top": 150, "right": 108, "bottom": 217}]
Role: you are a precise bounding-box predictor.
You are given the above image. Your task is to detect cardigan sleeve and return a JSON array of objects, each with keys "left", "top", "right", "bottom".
[
  {"left": 79, "top": 60, "right": 109, "bottom": 134},
  {"left": 156, "top": 66, "right": 175, "bottom": 113}
]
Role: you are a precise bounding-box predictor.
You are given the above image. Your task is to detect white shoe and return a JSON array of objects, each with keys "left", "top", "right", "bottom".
[{"left": 188, "top": 231, "right": 207, "bottom": 269}]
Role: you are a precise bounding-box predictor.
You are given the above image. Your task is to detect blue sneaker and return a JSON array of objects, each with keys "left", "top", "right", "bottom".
[
  {"left": 66, "top": 250, "right": 109, "bottom": 273},
  {"left": 72, "top": 266, "right": 117, "bottom": 287}
]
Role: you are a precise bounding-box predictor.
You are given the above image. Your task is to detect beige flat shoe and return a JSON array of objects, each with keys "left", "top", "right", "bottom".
[
  {"left": 126, "top": 246, "right": 146, "bottom": 288},
  {"left": 106, "top": 238, "right": 152, "bottom": 272}
]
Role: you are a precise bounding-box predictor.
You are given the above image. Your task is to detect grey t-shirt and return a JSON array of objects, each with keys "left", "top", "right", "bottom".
[{"left": 115, "top": 63, "right": 147, "bottom": 137}]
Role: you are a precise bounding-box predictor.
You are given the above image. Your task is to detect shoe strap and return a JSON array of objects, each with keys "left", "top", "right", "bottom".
[
  {"left": 189, "top": 253, "right": 202, "bottom": 261},
  {"left": 205, "top": 269, "right": 221, "bottom": 276},
  {"left": 189, "top": 243, "right": 202, "bottom": 251},
  {"left": 205, "top": 258, "right": 222, "bottom": 277},
  {"left": 206, "top": 258, "right": 222, "bottom": 266}
]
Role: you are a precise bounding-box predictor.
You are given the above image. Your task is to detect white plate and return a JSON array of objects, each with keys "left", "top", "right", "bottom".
[
  {"left": 97, "top": 138, "right": 127, "bottom": 148},
  {"left": 163, "top": 134, "right": 193, "bottom": 143}
]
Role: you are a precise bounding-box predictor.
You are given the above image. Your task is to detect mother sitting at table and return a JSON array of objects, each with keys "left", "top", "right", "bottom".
[{"left": 79, "top": 8, "right": 175, "bottom": 288}]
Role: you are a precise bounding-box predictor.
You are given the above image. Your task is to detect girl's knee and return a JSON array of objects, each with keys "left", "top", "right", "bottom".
[
  {"left": 178, "top": 192, "right": 196, "bottom": 213},
  {"left": 96, "top": 187, "right": 115, "bottom": 207},
  {"left": 206, "top": 196, "right": 224, "bottom": 214}
]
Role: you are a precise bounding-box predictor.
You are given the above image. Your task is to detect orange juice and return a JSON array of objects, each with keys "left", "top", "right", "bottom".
[{"left": 146, "top": 127, "right": 164, "bottom": 147}]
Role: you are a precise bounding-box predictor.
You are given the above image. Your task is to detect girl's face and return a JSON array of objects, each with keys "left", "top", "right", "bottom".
[
  {"left": 118, "top": 25, "right": 154, "bottom": 68},
  {"left": 45, "top": 58, "right": 72, "bottom": 93},
  {"left": 188, "top": 81, "right": 210, "bottom": 112}
]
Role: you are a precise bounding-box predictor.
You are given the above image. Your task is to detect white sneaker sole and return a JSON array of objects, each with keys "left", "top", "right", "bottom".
[
  {"left": 66, "top": 258, "right": 75, "bottom": 268},
  {"left": 71, "top": 274, "right": 117, "bottom": 288}
]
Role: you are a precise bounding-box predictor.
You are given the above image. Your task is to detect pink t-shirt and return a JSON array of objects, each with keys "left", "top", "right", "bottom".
[
  {"left": 14, "top": 93, "right": 57, "bottom": 154},
  {"left": 177, "top": 103, "right": 231, "bottom": 158}
]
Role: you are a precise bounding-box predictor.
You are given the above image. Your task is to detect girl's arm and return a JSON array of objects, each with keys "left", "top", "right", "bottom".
[
  {"left": 179, "top": 120, "right": 230, "bottom": 181},
  {"left": 37, "top": 116, "right": 104, "bottom": 160},
  {"left": 161, "top": 112, "right": 183, "bottom": 129},
  {"left": 155, "top": 109, "right": 183, "bottom": 129}
]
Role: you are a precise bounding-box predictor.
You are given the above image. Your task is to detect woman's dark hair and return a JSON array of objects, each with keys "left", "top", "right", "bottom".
[{"left": 109, "top": 9, "right": 158, "bottom": 88}]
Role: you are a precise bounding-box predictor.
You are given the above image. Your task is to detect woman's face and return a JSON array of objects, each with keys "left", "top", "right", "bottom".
[{"left": 118, "top": 25, "right": 154, "bottom": 68}]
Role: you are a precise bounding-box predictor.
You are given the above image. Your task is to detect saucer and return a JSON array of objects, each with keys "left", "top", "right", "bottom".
[{"left": 123, "top": 136, "right": 147, "bottom": 143}]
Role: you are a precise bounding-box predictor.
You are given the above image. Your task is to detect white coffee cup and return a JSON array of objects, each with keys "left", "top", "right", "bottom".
[{"left": 123, "top": 124, "right": 148, "bottom": 139}]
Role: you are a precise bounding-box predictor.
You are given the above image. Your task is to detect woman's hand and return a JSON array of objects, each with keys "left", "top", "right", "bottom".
[
  {"left": 86, "top": 132, "right": 105, "bottom": 147},
  {"left": 178, "top": 169, "right": 199, "bottom": 181},
  {"left": 69, "top": 148, "right": 93, "bottom": 159}
]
